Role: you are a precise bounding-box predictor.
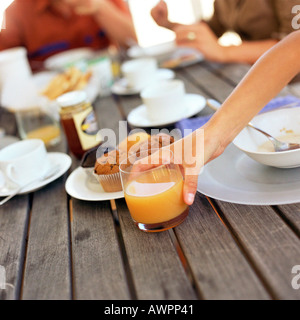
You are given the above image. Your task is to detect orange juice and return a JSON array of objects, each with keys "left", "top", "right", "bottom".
[{"left": 124, "top": 168, "right": 188, "bottom": 224}]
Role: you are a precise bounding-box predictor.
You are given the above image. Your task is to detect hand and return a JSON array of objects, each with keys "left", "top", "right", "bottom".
[
  {"left": 63, "top": 0, "right": 105, "bottom": 15},
  {"left": 175, "top": 23, "right": 226, "bottom": 63},
  {"left": 151, "top": 0, "right": 170, "bottom": 29},
  {"left": 131, "top": 130, "right": 214, "bottom": 206}
]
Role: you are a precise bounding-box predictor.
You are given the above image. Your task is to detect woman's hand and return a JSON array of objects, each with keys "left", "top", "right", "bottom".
[
  {"left": 175, "top": 23, "right": 226, "bottom": 63},
  {"left": 131, "top": 128, "right": 224, "bottom": 206}
]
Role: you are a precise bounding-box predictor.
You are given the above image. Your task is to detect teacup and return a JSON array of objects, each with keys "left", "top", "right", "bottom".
[
  {"left": 0, "top": 139, "right": 50, "bottom": 187},
  {"left": 141, "top": 79, "right": 186, "bottom": 122},
  {"left": 0, "top": 47, "right": 32, "bottom": 96},
  {"left": 121, "top": 58, "right": 157, "bottom": 90}
]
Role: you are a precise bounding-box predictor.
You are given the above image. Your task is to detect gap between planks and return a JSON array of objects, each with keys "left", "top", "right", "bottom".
[
  {"left": 109, "top": 199, "right": 137, "bottom": 300},
  {"left": 271, "top": 206, "right": 300, "bottom": 239},
  {"left": 18, "top": 194, "right": 34, "bottom": 300},
  {"left": 207, "top": 197, "right": 277, "bottom": 300}
]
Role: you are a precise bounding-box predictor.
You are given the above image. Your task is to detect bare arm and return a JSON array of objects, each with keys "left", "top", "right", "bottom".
[
  {"left": 175, "top": 23, "right": 279, "bottom": 64},
  {"left": 69, "top": 0, "right": 137, "bottom": 47},
  {"left": 93, "top": 0, "right": 137, "bottom": 47},
  {"left": 181, "top": 31, "right": 300, "bottom": 204},
  {"left": 205, "top": 31, "right": 300, "bottom": 155}
]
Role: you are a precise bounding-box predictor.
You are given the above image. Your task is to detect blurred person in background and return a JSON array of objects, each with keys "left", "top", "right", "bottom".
[
  {"left": 0, "top": 0, "right": 137, "bottom": 70},
  {"left": 151, "top": 0, "right": 298, "bottom": 64}
]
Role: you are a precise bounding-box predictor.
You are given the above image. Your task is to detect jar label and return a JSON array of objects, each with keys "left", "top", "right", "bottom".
[{"left": 72, "top": 106, "right": 100, "bottom": 150}]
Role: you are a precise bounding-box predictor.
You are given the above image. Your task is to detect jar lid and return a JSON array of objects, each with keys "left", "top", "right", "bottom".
[{"left": 56, "top": 91, "right": 87, "bottom": 108}]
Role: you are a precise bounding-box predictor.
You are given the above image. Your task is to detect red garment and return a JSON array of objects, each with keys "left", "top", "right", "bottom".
[{"left": 0, "top": 0, "right": 129, "bottom": 67}]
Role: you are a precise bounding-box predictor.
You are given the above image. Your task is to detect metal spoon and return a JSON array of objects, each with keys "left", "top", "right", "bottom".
[
  {"left": 0, "top": 165, "right": 60, "bottom": 206},
  {"left": 206, "top": 99, "right": 300, "bottom": 152}
]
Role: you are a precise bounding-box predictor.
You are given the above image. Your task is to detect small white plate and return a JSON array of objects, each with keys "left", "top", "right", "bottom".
[
  {"left": 44, "top": 48, "right": 95, "bottom": 71},
  {"left": 65, "top": 167, "right": 124, "bottom": 201},
  {"left": 33, "top": 70, "right": 99, "bottom": 104},
  {"left": 160, "top": 47, "right": 204, "bottom": 69},
  {"left": 0, "top": 152, "right": 72, "bottom": 196},
  {"left": 127, "top": 94, "right": 206, "bottom": 128},
  {"left": 111, "top": 69, "right": 175, "bottom": 96},
  {"left": 197, "top": 143, "right": 300, "bottom": 205}
]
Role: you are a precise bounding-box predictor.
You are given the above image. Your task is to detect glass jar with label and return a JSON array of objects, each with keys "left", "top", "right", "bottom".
[{"left": 57, "top": 91, "right": 101, "bottom": 159}]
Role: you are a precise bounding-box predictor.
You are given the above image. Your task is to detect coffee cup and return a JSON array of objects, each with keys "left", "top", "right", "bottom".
[
  {"left": 0, "top": 47, "right": 32, "bottom": 96},
  {"left": 0, "top": 139, "right": 50, "bottom": 187},
  {"left": 141, "top": 79, "right": 186, "bottom": 122},
  {"left": 121, "top": 58, "right": 157, "bottom": 90}
]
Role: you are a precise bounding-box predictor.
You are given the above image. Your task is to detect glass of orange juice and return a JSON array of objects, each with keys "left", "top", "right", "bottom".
[
  {"left": 15, "top": 107, "right": 61, "bottom": 148},
  {"left": 119, "top": 149, "right": 189, "bottom": 232}
]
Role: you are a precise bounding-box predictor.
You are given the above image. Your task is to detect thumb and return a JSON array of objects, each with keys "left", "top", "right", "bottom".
[{"left": 183, "top": 174, "right": 198, "bottom": 205}]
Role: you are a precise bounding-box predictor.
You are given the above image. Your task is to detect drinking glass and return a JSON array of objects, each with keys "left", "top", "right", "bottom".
[
  {"left": 119, "top": 149, "right": 189, "bottom": 232},
  {"left": 15, "top": 107, "right": 61, "bottom": 148}
]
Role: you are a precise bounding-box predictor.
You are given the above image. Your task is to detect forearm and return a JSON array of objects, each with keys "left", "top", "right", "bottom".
[
  {"left": 222, "top": 39, "right": 278, "bottom": 64},
  {"left": 203, "top": 31, "right": 300, "bottom": 161},
  {"left": 94, "top": 1, "right": 137, "bottom": 47}
]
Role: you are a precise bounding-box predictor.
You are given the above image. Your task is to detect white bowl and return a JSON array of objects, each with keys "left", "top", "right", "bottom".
[
  {"left": 233, "top": 107, "right": 300, "bottom": 168},
  {"left": 127, "top": 41, "right": 176, "bottom": 62}
]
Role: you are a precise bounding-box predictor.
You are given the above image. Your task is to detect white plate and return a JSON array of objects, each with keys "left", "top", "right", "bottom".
[
  {"left": 111, "top": 69, "right": 175, "bottom": 96},
  {"left": 0, "top": 152, "right": 72, "bottom": 196},
  {"left": 160, "top": 47, "right": 204, "bottom": 69},
  {"left": 65, "top": 167, "right": 124, "bottom": 201},
  {"left": 127, "top": 94, "right": 206, "bottom": 128},
  {"left": 44, "top": 48, "right": 95, "bottom": 71},
  {"left": 32, "top": 71, "right": 100, "bottom": 105},
  {"left": 197, "top": 143, "right": 300, "bottom": 205},
  {"left": 127, "top": 41, "right": 176, "bottom": 62}
]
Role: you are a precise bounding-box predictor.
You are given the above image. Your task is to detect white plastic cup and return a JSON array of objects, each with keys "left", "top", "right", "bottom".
[
  {"left": 0, "top": 139, "right": 50, "bottom": 187},
  {"left": 141, "top": 79, "right": 186, "bottom": 122}
]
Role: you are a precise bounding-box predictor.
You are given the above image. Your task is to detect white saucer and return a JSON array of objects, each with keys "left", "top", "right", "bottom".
[
  {"left": 65, "top": 167, "right": 124, "bottom": 201},
  {"left": 197, "top": 144, "right": 300, "bottom": 205},
  {"left": 0, "top": 152, "right": 72, "bottom": 196},
  {"left": 111, "top": 69, "right": 175, "bottom": 95},
  {"left": 127, "top": 94, "right": 206, "bottom": 128}
]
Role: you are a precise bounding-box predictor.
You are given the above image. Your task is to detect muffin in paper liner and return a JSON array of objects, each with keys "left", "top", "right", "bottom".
[{"left": 93, "top": 171, "right": 123, "bottom": 193}]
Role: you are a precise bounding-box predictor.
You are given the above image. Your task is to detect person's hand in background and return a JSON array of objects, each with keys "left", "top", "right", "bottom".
[
  {"left": 151, "top": 0, "right": 170, "bottom": 29},
  {"left": 151, "top": 0, "right": 182, "bottom": 31},
  {"left": 63, "top": 0, "right": 137, "bottom": 47},
  {"left": 175, "top": 23, "right": 226, "bottom": 63}
]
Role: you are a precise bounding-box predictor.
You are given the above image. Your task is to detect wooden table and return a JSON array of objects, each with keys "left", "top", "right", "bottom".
[{"left": 1, "top": 60, "right": 300, "bottom": 301}]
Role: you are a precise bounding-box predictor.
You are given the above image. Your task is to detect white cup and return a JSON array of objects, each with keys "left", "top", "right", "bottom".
[
  {"left": 121, "top": 58, "right": 157, "bottom": 90},
  {"left": 0, "top": 139, "right": 50, "bottom": 187},
  {"left": 0, "top": 47, "right": 32, "bottom": 97},
  {"left": 141, "top": 80, "right": 186, "bottom": 122}
]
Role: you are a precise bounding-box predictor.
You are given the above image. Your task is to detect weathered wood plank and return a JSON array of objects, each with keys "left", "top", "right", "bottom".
[
  {"left": 69, "top": 95, "right": 131, "bottom": 299},
  {"left": 174, "top": 194, "right": 270, "bottom": 300},
  {"left": 216, "top": 201, "right": 300, "bottom": 300},
  {"left": 180, "top": 63, "right": 235, "bottom": 103},
  {"left": 71, "top": 199, "right": 131, "bottom": 300},
  {"left": 116, "top": 199, "right": 197, "bottom": 300},
  {"left": 0, "top": 196, "right": 29, "bottom": 300},
  {"left": 21, "top": 176, "right": 71, "bottom": 300},
  {"left": 0, "top": 108, "right": 29, "bottom": 300}
]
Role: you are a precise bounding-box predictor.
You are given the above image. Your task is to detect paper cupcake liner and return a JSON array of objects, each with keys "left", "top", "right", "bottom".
[{"left": 93, "top": 171, "right": 123, "bottom": 193}]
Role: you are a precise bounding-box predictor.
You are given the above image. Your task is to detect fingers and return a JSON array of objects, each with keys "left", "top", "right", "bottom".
[{"left": 183, "top": 174, "right": 198, "bottom": 205}]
